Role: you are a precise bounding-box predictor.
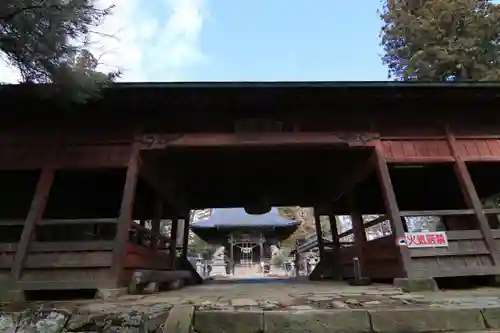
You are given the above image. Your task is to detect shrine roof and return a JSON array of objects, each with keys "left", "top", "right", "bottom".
[
  {"left": 109, "top": 81, "right": 500, "bottom": 89},
  {"left": 190, "top": 208, "right": 299, "bottom": 229},
  {"left": 3, "top": 81, "right": 500, "bottom": 116}
]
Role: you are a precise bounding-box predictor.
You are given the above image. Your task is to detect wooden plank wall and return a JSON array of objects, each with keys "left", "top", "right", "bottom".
[
  {"left": 0, "top": 127, "right": 134, "bottom": 170},
  {"left": 409, "top": 230, "right": 496, "bottom": 278},
  {"left": 0, "top": 124, "right": 182, "bottom": 291},
  {"left": 381, "top": 138, "right": 454, "bottom": 163},
  {"left": 376, "top": 124, "right": 500, "bottom": 279},
  {"left": 379, "top": 132, "right": 500, "bottom": 163}
]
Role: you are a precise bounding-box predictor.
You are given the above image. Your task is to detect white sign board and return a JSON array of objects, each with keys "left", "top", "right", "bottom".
[{"left": 399, "top": 231, "right": 449, "bottom": 248}]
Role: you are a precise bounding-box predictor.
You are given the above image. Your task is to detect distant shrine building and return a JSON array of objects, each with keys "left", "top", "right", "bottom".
[
  {"left": 4, "top": 82, "right": 500, "bottom": 298},
  {"left": 191, "top": 208, "right": 299, "bottom": 273}
]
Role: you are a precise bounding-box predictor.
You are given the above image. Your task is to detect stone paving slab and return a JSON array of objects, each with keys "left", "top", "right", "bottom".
[
  {"left": 3, "top": 280, "right": 500, "bottom": 332},
  {"left": 3, "top": 305, "right": 500, "bottom": 333}
]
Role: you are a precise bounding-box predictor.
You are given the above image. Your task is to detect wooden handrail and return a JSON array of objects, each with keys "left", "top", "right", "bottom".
[
  {"left": 484, "top": 208, "right": 500, "bottom": 215},
  {"left": 338, "top": 215, "right": 388, "bottom": 238},
  {"left": 400, "top": 209, "right": 474, "bottom": 217}
]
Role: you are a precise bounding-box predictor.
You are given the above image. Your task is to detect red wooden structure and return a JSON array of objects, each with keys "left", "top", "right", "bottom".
[{"left": 1, "top": 81, "right": 500, "bottom": 298}]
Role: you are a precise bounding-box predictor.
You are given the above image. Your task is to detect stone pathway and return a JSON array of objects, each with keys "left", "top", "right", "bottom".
[
  {"left": 13, "top": 279, "right": 500, "bottom": 314},
  {"left": 3, "top": 279, "right": 500, "bottom": 332},
  {"left": 109, "top": 279, "right": 500, "bottom": 311}
]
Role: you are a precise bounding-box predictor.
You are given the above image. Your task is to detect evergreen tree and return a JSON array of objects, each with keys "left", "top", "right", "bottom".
[
  {"left": 0, "top": 0, "right": 119, "bottom": 100},
  {"left": 381, "top": 0, "right": 500, "bottom": 80}
]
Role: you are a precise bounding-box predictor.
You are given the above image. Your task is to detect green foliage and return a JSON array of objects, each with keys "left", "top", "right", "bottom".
[
  {"left": 277, "top": 207, "right": 299, "bottom": 220},
  {"left": 381, "top": 0, "right": 500, "bottom": 81},
  {"left": 278, "top": 207, "right": 332, "bottom": 250},
  {"left": 0, "top": 0, "right": 120, "bottom": 101}
]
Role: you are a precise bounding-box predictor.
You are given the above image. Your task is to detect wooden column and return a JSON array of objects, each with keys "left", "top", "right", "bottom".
[
  {"left": 328, "top": 213, "right": 342, "bottom": 280},
  {"left": 170, "top": 217, "right": 179, "bottom": 266},
  {"left": 446, "top": 128, "right": 500, "bottom": 266},
  {"left": 9, "top": 132, "right": 59, "bottom": 284},
  {"left": 181, "top": 211, "right": 190, "bottom": 259},
  {"left": 314, "top": 209, "right": 325, "bottom": 261},
  {"left": 328, "top": 215, "right": 340, "bottom": 248},
  {"left": 259, "top": 234, "right": 264, "bottom": 261},
  {"left": 374, "top": 143, "right": 413, "bottom": 278},
  {"left": 150, "top": 197, "right": 163, "bottom": 251},
  {"left": 349, "top": 195, "right": 366, "bottom": 275},
  {"left": 229, "top": 235, "right": 234, "bottom": 275},
  {"left": 111, "top": 143, "right": 140, "bottom": 278},
  {"left": 9, "top": 167, "right": 55, "bottom": 283}
]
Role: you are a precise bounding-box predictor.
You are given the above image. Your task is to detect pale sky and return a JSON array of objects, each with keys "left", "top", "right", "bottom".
[{"left": 2, "top": 1, "right": 498, "bottom": 83}]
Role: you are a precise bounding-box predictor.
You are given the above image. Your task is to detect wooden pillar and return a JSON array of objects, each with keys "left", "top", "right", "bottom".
[
  {"left": 10, "top": 132, "right": 59, "bottom": 284},
  {"left": 137, "top": 219, "right": 145, "bottom": 245},
  {"left": 374, "top": 143, "right": 413, "bottom": 278},
  {"left": 110, "top": 143, "right": 140, "bottom": 278},
  {"left": 446, "top": 128, "right": 500, "bottom": 266},
  {"left": 150, "top": 197, "right": 163, "bottom": 251},
  {"left": 349, "top": 198, "right": 366, "bottom": 276},
  {"left": 328, "top": 215, "right": 340, "bottom": 248},
  {"left": 170, "top": 217, "right": 179, "bottom": 266},
  {"left": 314, "top": 209, "right": 325, "bottom": 261},
  {"left": 259, "top": 234, "right": 264, "bottom": 262},
  {"left": 229, "top": 235, "right": 234, "bottom": 275},
  {"left": 328, "top": 213, "right": 342, "bottom": 280},
  {"left": 294, "top": 239, "right": 301, "bottom": 276},
  {"left": 9, "top": 167, "right": 55, "bottom": 283},
  {"left": 181, "top": 211, "right": 190, "bottom": 259}
]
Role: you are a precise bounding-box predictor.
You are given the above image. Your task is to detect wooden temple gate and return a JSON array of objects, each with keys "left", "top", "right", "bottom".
[
  {"left": 311, "top": 128, "right": 500, "bottom": 285},
  {"left": 1, "top": 82, "right": 500, "bottom": 298},
  {"left": 0, "top": 124, "right": 199, "bottom": 299}
]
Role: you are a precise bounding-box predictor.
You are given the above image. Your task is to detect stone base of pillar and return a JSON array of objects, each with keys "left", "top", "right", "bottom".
[{"left": 393, "top": 277, "right": 438, "bottom": 292}]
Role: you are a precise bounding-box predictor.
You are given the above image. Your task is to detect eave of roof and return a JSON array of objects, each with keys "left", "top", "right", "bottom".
[
  {"left": 3, "top": 80, "right": 500, "bottom": 117},
  {"left": 4, "top": 80, "right": 500, "bottom": 91},
  {"left": 111, "top": 81, "right": 500, "bottom": 89}
]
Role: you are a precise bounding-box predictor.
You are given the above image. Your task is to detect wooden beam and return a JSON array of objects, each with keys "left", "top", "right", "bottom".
[
  {"left": 9, "top": 167, "right": 55, "bottom": 282},
  {"left": 327, "top": 213, "right": 342, "bottom": 280},
  {"left": 373, "top": 141, "right": 414, "bottom": 278},
  {"left": 140, "top": 132, "right": 379, "bottom": 149},
  {"left": 338, "top": 215, "right": 388, "bottom": 238},
  {"left": 446, "top": 127, "right": 500, "bottom": 267},
  {"left": 170, "top": 217, "right": 179, "bottom": 267},
  {"left": 349, "top": 195, "right": 367, "bottom": 274},
  {"left": 328, "top": 215, "right": 340, "bottom": 247},
  {"left": 313, "top": 209, "right": 325, "bottom": 261},
  {"left": 110, "top": 142, "right": 140, "bottom": 278},
  {"left": 181, "top": 212, "right": 191, "bottom": 259},
  {"left": 9, "top": 132, "right": 59, "bottom": 283},
  {"left": 400, "top": 209, "right": 475, "bottom": 217},
  {"left": 150, "top": 197, "right": 163, "bottom": 251}
]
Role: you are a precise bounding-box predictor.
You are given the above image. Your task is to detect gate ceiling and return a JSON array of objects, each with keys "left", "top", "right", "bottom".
[{"left": 142, "top": 145, "right": 374, "bottom": 210}]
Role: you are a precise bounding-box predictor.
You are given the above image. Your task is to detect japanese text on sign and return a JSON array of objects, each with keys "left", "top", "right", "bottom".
[{"left": 399, "top": 231, "right": 448, "bottom": 248}]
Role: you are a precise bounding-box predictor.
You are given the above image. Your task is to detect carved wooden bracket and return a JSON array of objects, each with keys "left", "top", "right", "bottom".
[
  {"left": 139, "top": 132, "right": 380, "bottom": 149},
  {"left": 140, "top": 134, "right": 183, "bottom": 149},
  {"left": 335, "top": 133, "right": 380, "bottom": 145}
]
